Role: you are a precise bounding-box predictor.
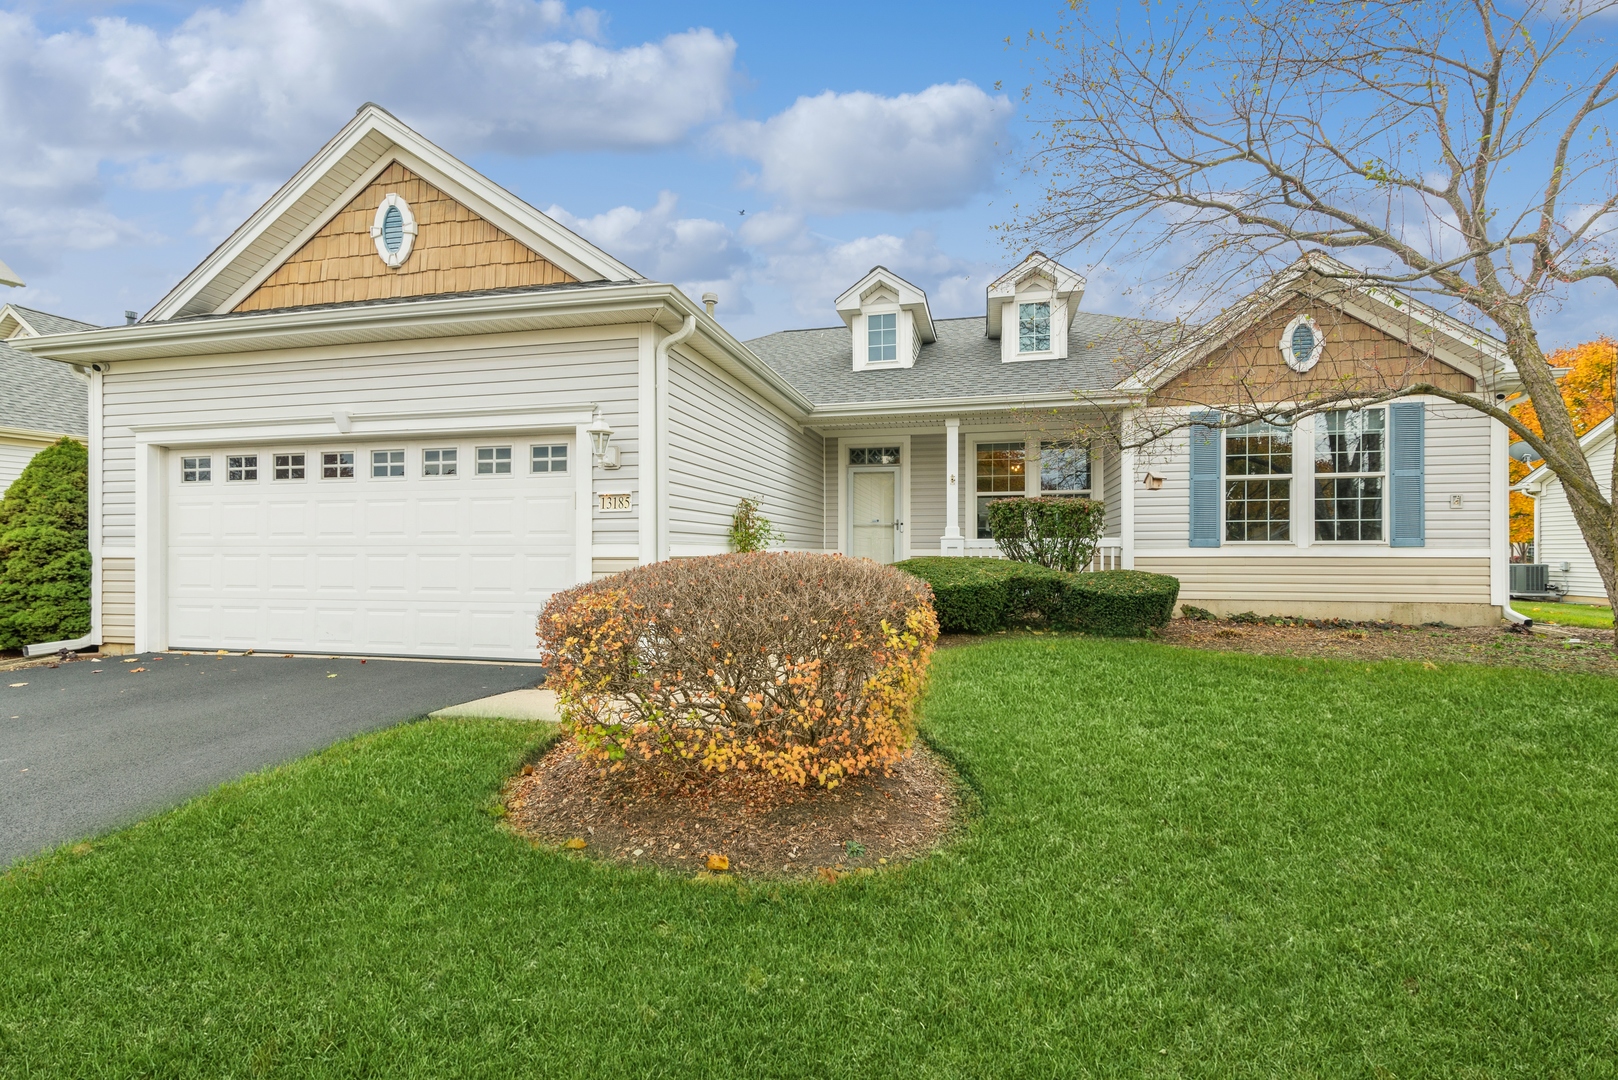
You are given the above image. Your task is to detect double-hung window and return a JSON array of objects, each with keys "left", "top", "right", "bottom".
[
  {"left": 1315, "top": 409, "right": 1385, "bottom": 541},
  {"left": 1039, "top": 441, "right": 1090, "bottom": 496},
  {"left": 1018, "top": 302, "right": 1051, "bottom": 353},
  {"left": 867, "top": 312, "right": 897, "bottom": 363},
  {"left": 1225, "top": 422, "right": 1292, "bottom": 542},
  {"left": 975, "top": 442, "right": 1026, "bottom": 538}
]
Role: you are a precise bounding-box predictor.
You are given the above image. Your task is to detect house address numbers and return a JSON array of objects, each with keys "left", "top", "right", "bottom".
[{"left": 598, "top": 492, "right": 633, "bottom": 513}]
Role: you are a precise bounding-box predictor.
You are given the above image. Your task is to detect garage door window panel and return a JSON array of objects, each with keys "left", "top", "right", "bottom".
[
  {"left": 273, "top": 452, "right": 306, "bottom": 481},
  {"left": 371, "top": 449, "right": 405, "bottom": 478},
  {"left": 226, "top": 455, "right": 258, "bottom": 482},
  {"left": 531, "top": 444, "right": 567, "bottom": 473},
  {"left": 181, "top": 456, "right": 212, "bottom": 483},
  {"left": 477, "top": 446, "right": 513, "bottom": 475},
  {"left": 423, "top": 448, "right": 457, "bottom": 476},
  {"left": 322, "top": 451, "right": 355, "bottom": 479}
]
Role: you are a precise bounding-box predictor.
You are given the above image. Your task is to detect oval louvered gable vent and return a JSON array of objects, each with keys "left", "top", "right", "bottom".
[
  {"left": 1290, "top": 323, "right": 1315, "bottom": 365},
  {"left": 1279, "top": 313, "right": 1323, "bottom": 372},
  {"left": 370, "top": 194, "right": 418, "bottom": 268},
  {"left": 381, "top": 205, "right": 404, "bottom": 254}
]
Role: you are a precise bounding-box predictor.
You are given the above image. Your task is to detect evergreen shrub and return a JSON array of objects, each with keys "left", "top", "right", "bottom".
[
  {"left": 0, "top": 438, "right": 91, "bottom": 650},
  {"left": 538, "top": 552, "right": 938, "bottom": 788},
  {"left": 895, "top": 558, "right": 1179, "bottom": 637}
]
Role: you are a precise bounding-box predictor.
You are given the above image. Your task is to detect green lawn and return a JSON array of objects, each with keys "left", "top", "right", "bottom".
[
  {"left": 1513, "top": 600, "right": 1615, "bottom": 629},
  {"left": 3, "top": 640, "right": 1616, "bottom": 1077}
]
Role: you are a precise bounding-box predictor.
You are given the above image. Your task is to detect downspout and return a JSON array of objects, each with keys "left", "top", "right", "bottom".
[{"left": 654, "top": 314, "right": 698, "bottom": 562}]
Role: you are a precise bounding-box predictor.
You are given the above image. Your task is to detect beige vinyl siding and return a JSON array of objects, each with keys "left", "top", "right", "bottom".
[
  {"left": 822, "top": 439, "right": 838, "bottom": 552},
  {"left": 1535, "top": 432, "right": 1613, "bottom": 600},
  {"left": 1136, "top": 403, "right": 1493, "bottom": 552},
  {"left": 96, "top": 334, "right": 640, "bottom": 630},
  {"left": 0, "top": 441, "right": 40, "bottom": 492},
  {"left": 1137, "top": 554, "right": 1491, "bottom": 604},
  {"left": 101, "top": 556, "right": 135, "bottom": 644},
  {"left": 1101, "top": 446, "right": 1122, "bottom": 536},
  {"left": 908, "top": 433, "right": 946, "bottom": 554},
  {"left": 666, "top": 349, "right": 823, "bottom": 553}
]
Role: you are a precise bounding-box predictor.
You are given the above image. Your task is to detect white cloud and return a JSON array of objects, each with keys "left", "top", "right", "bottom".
[
  {"left": 718, "top": 82, "right": 1010, "bottom": 214},
  {"left": 548, "top": 194, "right": 994, "bottom": 333},
  {"left": 0, "top": 1, "right": 737, "bottom": 257}
]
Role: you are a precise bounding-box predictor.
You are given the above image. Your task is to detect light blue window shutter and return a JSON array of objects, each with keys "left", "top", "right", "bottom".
[
  {"left": 1188, "top": 410, "right": 1221, "bottom": 547},
  {"left": 1389, "top": 401, "right": 1425, "bottom": 547}
]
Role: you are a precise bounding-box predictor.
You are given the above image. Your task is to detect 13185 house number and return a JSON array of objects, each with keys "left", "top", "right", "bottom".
[{"left": 597, "top": 492, "right": 633, "bottom": 513}]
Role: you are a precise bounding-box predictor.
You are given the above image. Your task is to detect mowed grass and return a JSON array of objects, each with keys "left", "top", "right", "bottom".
[
  {"left": 3, "top": 640, "right": 1617, "bottom": 1078},
  {"left": 1513, "top": 600, "right": 1615, "bottom": 629}
]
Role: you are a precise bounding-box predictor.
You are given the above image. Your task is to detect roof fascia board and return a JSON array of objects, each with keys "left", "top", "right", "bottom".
[
  {"left": 149, "top": 106, "right": 641, "bottom": 323},
  {"left": 806, "top": 390, "right": 1139, "bottom": 419},
  {"left": 0, "top": 304, "right": 39, "bottom": 338},
  {"left": 145, "top": 111, "right": 387, "bottom": 322},
  {"left": 0, "top": 424, "right": 73, "bottom": 444},
  {"left": 212, "top": 152, "right": 401, "bottom": 314}
]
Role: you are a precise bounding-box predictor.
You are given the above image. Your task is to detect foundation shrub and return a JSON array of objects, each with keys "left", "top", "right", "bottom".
[
  {"left": 0, "top": 438, "right": 91, "bottom": 650},
  {"left": 895, "top": 558, "right": 1179, "bottom": 637},
  {"left": 537, "top": 552, "right": 938, "bottom": 788},
  {"left": 985, "top": 496, "right": 1107, "bottom": 572}
]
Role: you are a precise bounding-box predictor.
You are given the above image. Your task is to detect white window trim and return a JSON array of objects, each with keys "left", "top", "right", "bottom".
[
  {"left": 1016, "top": 301, "right": 1054, "bottom": 356},
  {"left": 854, "top": 305, "right": 906, "bottom": 370},
  {"left": 999, "top": 297, "right": 1067, "bottom": 362},
  {"left": 421, "top": 447, "right": 459, "bottom": 477},
  {"left": 370, "top": 448, "right": 407, "bottom": 479},
  {"left": 1222, "top": 422, "right": 1296, "bottom": 545},
  {"left": 225, "top": 453, "right": 259, "bottom": 483},
  {"left": 835, "top": 433, "right": 912, "bottom": 561},
  {"left": 320, "top": 450, "right": 358, "bottom": 481},
  {"left": 530, "top": 443, "right": 569, "bottom": 474},
  {"left": 475, "top": 445, "right": 515, "bottom": 476},
  {"left": 1311, "top": 407, "right": 1389, "bottom": 545},
  {"left": 271, "top": 450, "right": 308, "bottom": 482},
  {"left": 1280, "top": 313, "right": 1325, "bottom": 373},
  {"left": 370, "top": 193, "right": 419, "bottom": 268},
  {"left": 968, "top": 432, "right": 1037, "bottom": 547}
]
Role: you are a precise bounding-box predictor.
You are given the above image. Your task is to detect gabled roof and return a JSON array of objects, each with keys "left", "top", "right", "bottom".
[
  {"left": 144, "top": 103, "right": 641, "bottom": 322},
  {"left": 985, "top": 253, "right": 1086, "bottom": 338},
  {"left": 0, "top": 305, "right": 91, "bottom": 438},
  {"left": 834, "top": 266, "right": 936, "bottom": 343},
  {"left": 0, "top": 257, "right": 23, "bottom": 289},
  {"left": 1516, "top": 415, "right": 1614, "bottom": 492},
  {"left": 1115, "top": 252, "right": 1517, "bottom": 393},
  {"left": 1, "top": 304, "right": 99, "bottom": 339}
]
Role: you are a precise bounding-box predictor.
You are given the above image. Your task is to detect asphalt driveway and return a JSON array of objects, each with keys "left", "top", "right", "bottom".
[{"left": 0, "top": 652, "right": 543, "bottom": 867}]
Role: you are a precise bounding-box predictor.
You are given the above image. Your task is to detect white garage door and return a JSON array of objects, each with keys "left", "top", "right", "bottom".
[{"left": 166, "top": 436, "right": 578, "bottom": 659}]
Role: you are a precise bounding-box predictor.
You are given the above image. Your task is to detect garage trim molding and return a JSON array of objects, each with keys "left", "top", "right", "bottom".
[{"left": 132, "top": 404, "right": 596, "bottom": 653}]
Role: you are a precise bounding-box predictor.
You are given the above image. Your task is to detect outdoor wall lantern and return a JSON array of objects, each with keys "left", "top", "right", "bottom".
[{"left": 587, "top": 410, "right": 620, "bottom": 469}]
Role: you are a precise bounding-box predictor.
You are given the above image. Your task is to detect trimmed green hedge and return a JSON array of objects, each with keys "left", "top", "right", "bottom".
[
  {"left": 0, "top": 438, "right": 91, "bottom": 650},
  {"left": 895, "top": 557, "right": 1179, "bottom": 637}
]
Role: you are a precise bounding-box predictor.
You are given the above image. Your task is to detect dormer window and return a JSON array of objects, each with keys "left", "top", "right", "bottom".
[
  {"left": 868, "top": 312, "right": 898, "bottom": 363},
  {"left": 1018, "top": 302, "right": 1051, "bottom": 353}
]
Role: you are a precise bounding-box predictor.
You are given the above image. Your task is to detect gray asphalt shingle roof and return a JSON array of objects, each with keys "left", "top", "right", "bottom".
[
  {"left": 2, "top": 309, "right": 94, "bottom": 437},
  {"left": 746, "top": 312, "right": 1171, "bottom": 408},
  {"left": 10, "top": 306, "right": 99, "bottom": 337}
]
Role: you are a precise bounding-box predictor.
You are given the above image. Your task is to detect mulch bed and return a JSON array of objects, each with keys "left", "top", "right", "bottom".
[
  {"left": 503, "top": 736, "right": 963, "bottom": 879},
  {"left": 1158, "top": 618, "right": 1618, "bottom": 676}
]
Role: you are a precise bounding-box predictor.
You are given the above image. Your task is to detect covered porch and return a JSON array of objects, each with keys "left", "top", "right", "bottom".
[{"left": 817, "top": 410, "right": 1133, "bottom": 570}]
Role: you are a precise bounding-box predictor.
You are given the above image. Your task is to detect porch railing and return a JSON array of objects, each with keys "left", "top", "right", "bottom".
[{"left": 1089, "top": 538, "right": 1124, "bottom": 572}]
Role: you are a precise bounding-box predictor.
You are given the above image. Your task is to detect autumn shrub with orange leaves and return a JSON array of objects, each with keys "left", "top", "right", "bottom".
[{"left": 536, "top": 552, "right": 939, "bottom": 789}]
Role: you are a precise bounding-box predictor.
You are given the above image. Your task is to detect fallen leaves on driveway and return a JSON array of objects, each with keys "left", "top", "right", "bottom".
[
  {"left": 8, "top": 682, "right": 26, "bottom": 688},
  {"left": 128, "top": 668, "right": 146, "bottom": 673}
]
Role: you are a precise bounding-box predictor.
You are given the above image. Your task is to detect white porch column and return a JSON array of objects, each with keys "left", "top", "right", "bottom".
[
  {"left": 1119, "top": 412, "right": 1136, "bottom": 569},
  {"left": 943, "top": 417, "right": 964, "bottom": 555}
]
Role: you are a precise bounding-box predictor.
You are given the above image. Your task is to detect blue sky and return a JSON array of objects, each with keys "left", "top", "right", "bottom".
[{"left": 0, "top": 0, "right": 1609, "bottom": 347}]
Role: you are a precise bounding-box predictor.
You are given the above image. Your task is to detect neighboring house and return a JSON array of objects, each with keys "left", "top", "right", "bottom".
[
  {"left": 15, "top": 105, "right": 1520, "bottom": 660},
  {"left": 1516, "top": 417, "right": 1614, "bottom": 604},
  {"left": 0, "top": 304, "right": 93, "bottom": 491}
]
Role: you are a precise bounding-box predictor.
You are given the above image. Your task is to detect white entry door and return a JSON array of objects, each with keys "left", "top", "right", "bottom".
[
  {"left": 850, "top": 469, "right": 899, "bottom": 563},
  {"left": 165, "top": 437, "right": 577, "bottom": 659}
]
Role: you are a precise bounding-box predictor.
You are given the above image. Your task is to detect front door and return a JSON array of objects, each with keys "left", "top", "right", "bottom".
[{"left": 850, "top": 469, "right": 899, "bottom": 563}]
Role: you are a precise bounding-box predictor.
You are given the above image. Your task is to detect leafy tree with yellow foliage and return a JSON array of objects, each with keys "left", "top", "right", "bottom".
[{"left": 1510, "top": 339, "right": 1616, "bottom": 547}]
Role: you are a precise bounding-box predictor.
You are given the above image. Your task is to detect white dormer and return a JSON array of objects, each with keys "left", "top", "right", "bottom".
[
  {"left": 835, "top": 266, "right": 936, "bottom": 371},
  {"left": 986, "top": 253, "right": 1087, "bottom": 363}
]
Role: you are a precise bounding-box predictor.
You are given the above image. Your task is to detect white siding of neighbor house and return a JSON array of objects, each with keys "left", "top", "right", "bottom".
[
  {"left": 0, "top": 441, "right": 41, "bottom": 493},
  {"left": 1535, "top": 432, "right": 1613, "bottom": 601},
  {"left": 96, "top": 332, "right": 641, "bottom": 643},
  {"left": 908, "top": 432, "right": 946, "bottom": 555},
  {"left": 665, "top": 348, "right": 823, "bottom": 554},
  {"left": 1130, "top": 402, "right": 1497, "bottom": 616}
]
